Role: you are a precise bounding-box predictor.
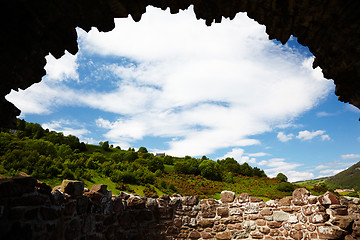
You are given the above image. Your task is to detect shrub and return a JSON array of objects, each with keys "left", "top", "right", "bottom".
[
  {"left": 347, "top": 192, "right": 359, "bottom": 198},
  {"left": 276, "top": 173, "right": 288, "bottom": 182},
  {"left": 277, "top": 182, "right": 295, "bottom": 192}
]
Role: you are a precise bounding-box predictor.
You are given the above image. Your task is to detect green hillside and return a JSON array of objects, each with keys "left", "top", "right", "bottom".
[
  {"left": 326, "top": 161, "right": 360, "bottom": 191},
  {"left": 0, "top": 119, "right": 299, "bottom": 200}
]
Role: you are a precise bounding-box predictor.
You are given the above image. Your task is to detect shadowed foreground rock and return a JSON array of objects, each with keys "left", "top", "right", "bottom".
[
  {"left": 1, "top": 0, "right": 360, "bottom": 128},
  {"left": 1, "top": 174, "right": 360, "bottom": 239}
]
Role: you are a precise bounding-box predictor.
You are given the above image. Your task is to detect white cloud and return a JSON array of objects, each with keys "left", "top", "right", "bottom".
[
  {"left": 45, "top": 52, "right": 79, "bottom": 82},
  {"left": 341, "top": 154, "right": 360, "bottom": 160},
  {"left": 321, "top": 134, "right": 331, "bottom": 141},
  {"left": 248, "top": 152, "right": 269, "bottom": 157},
  {"left": 296, "top": 130, "right": 330, "bottom": 141},
  {"left": 315, "top": 164, "right": 328, "bottom": 170},
  {"left": 217, "top": 148, "right": 245, "bottom": 161},
  {"left": 263, "top": 158, "right": 314, "bottom": 182},
  {"left": 6, "top": 6, "right": 333, "bottom": 157},
  {"left": 316, "top": 111, "right": 336, "bottom": 117},
  {"left": 319, "top": 169, "right": 344, "bottom": 175},
  {"left": 42, "top": 119, "right": 90, "bottom": 140},
  {"left": 277, "top": 132, "right": 294, "bottom": 142}
]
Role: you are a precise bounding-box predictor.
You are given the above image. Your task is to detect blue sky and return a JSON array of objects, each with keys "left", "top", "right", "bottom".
[{"left": 6, "top": 7, "right": 360, "bottom": 182}]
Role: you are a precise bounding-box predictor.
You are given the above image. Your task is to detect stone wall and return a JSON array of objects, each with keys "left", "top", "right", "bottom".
[{"left": 1, "top": 174, "right": 359, "bottom": 240}]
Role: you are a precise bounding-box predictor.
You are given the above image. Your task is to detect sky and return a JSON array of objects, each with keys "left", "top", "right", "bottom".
[{"left": 6, "top": 6, "right": 360, "bottom": 182}]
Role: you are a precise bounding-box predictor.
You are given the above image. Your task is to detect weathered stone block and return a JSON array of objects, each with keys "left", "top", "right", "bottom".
[
  {"left": 199, "top": 218, "right": 214, "bottom": 228},
  {"left": 202, "top": 205, "right": 217, "bottom": 218},
  {"left": 235, "top": 193, "right": 250, "bottom": 203},
  {"left": 215, "top": 230, "right": 231, "bottom": 240},
  {"left": 278, "top": 196, "right": 292, "bottom": 206},
  {"left": 269, "top": 229, "right": 282, "bottom": 236},
  {"left": 233, "top": 230, "right": 249, "bottom": 239},
  {"left": 260, "top": 208, "right": 273, "bottom": 216},
  {"left": 317, "top": 226, "right": 346, "bottom": 239},
  {"left": 273, "top": 211, "right": 289, "bottom": 222},
  {"left": 127, "top": 196, "right": 145, "bottom": 209},
  {"left": 258, "top": 226, "right": 270, "bottom": 234},
  {"left": 61, "top": 180, "right": 84, "bottom": 197},
  {"left": 201, "top": 231, "right": 213, "bottom": 239},
  {"left": 228, "top": 223, "right": 242, "bottom": 230},
  {"left": 256, "top": 219, "right": 266, "bottom": 226},
  {"left": 244, "top": 202, "right": 259, "bottom": 214},
  {"left": 90, "top": 184, "right": 107, "bottom": 195},
  {"left": 318, "top": 191, "right": 340, "bottom": 206},
  {"left": 331, "top": 216, "right": 354, "bottom": 230},
  {"left": 214, "top": 224, "right": 226, "bottom": 232},
  {"left": 221, "top": 191, "right": 235, "bottom": 203},
  {"left": 290, "top": 230, "right": 303, "bottom": 240},
  {"left": 182, "top": 196, "right": 199, "bottom": 206},
  {"left": 216, "top": 207, "right": 229, "bottom": 217},
  {"left": 251, "top": 231, "right": 264, "bottom": 239},
  {"left": 188, "top": 230, "right": 201, "bottom": 239},
  {"left": 309, "top": 212, "right": 329, "bottom": 224},
  {"left": 330, "top": 204, "right": 348, "bottom": 216},
  {"left": 292, "top": 188, "right": 310, "bottom": 206},
  {"left": 267, "top": 221, "right": 282, "bottom": 228}
]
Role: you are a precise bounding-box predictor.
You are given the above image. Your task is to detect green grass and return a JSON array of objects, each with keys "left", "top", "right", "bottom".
[{"left": 164, "top": 164, "right": 175, "bottom": 172}]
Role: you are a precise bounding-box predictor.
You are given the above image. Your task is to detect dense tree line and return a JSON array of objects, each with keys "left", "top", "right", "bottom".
[
  {"left": 0, "top": 120, "right": 268, "bottom": 188},
  {"left": 174, "top": 156, "right": 267, "bottom": 182}
]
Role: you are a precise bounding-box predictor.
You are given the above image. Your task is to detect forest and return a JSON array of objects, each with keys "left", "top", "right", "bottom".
[{"left": 0, "top": 119, "right": 299, "bottom": 199}]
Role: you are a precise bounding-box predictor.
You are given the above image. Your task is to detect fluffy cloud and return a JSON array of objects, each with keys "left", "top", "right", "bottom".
[
  {"left": 6, "top": 6, "right": 333, "bottom": 158},
  {"left": 296, "top": 130, "right": 330, "bottom": 141},
  {"left": 277, "top": 132, "right": 294, "bottom": 142},
  {"left": 42, "top": 119, "right": 90, "bottom": 140},
  {"left": 341, "top": 154, "right": 360, "bottom": 159},
  {"left": 263, "top": 158, "right": 314, "bottom": 182},
  {"left": 45, "top": 52, "right": 79, "bottom": 82},
  {"left": 319, "top": 169, "right": 344, "bottom": 175}
]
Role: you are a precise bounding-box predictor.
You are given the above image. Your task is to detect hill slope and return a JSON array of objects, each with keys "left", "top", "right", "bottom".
[{"left": 326, "top": 161, "right": 360, "bottom": 191}]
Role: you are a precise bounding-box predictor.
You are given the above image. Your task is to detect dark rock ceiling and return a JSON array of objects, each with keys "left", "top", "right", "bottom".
[{"left": 1, "top": 0, "right": 360, "bottom": 128}]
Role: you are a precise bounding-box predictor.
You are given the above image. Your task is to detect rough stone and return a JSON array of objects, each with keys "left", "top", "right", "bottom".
[
  {"left": 273, "top": 211, "right": 289, "bottom": 222},
  {"left": 201, "top": 231, "right": 213, "bottom": 239},
  {"left": 317, "top": 226, "right": 346, "bottom": 239},
  {"left": 60, "top": 180, "right": 84, "bottom": 197},
  {"left": 199, "top": 219, "right": 215, "bottom": 228},
  {"left": 318, "top": 192, "right": 340, "bottom": 206},
  {"left": 182, "top": 196, "right": 199, "bottom": 206},
  {"left": 90, "top": 184, "right": 107, "bottom": 195},
  {"left": 292, "top": 188, "right": 310, "bottom": 206},
  {"left": 290, "top": 230, "right": 303, "bottom": 240},
  {"left": 188, "top": 230, "right": 201, "bottom": 239},
  {"left": 235, "top": 193, "right": 250, "bottom": 203},
  {"left": 260, "top": 208, "right": 273, "bottom": 216},
  {"left": 127, "top": 196, "right": 146, "bottom": 209},
  {"left": 331, "top": 216, "right": 354, "bottom": 230},
  {"left": 267, "top": 221, "right": 282, "bottom": 228},
  {"left": 221, "top": 191, "right": 235, "bottom": 203},
  {"left": 217, "top": 207, "right": 229, "bottom": 217},
  {"left": 309, "top": 212, "right": 330, "bottom": 224},
  {"left": 250, "top": 231, "right": 264, "bottom": 239},
  {"left": 215, "top": 230, "right": 231, "bottom": 240}
]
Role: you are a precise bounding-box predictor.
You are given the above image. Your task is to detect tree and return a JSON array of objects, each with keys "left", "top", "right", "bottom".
[
  {"left": 199, "top": 160, "right": 221, "bottom": 181},
  {"left": 239, "top": 162, "right": 253, "bottom": 177},
  {"left": 276, "top": 173, "right": 288, "bottom": 182},
  {"left": 138, "top": 147, "right": 148, "bottom": 153},
  {"left": 100, "top": 141, "right": 110, "bottom": 151},
  {"left": 147, "top": 158, "right": 165, "bottom": 172}
]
